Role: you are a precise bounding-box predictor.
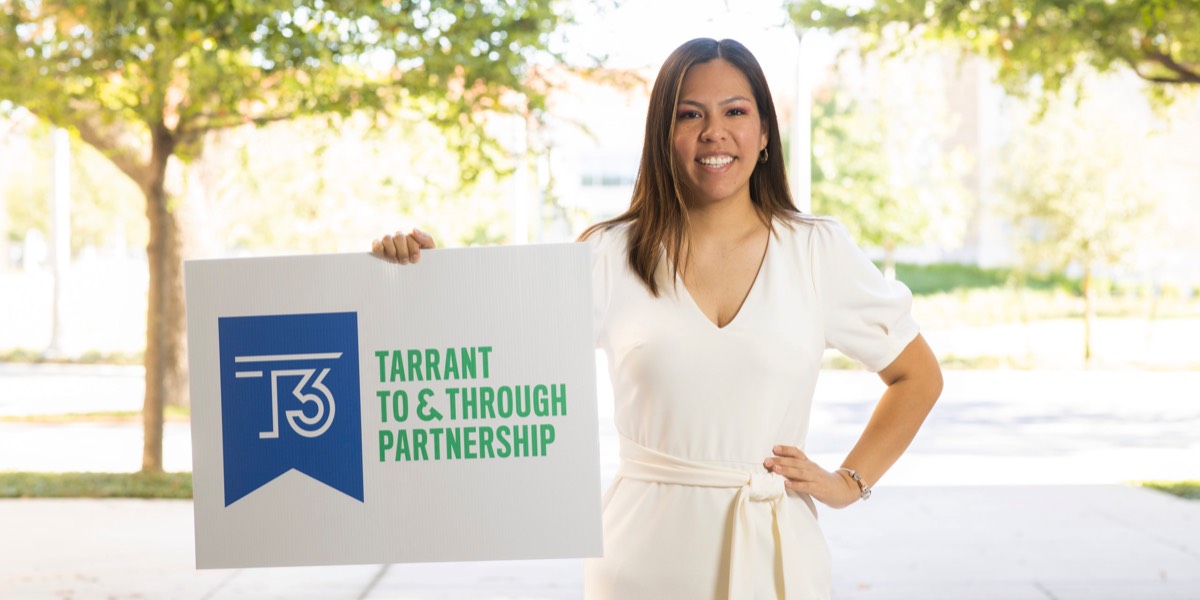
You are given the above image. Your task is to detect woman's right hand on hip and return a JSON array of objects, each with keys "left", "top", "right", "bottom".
[{"left": 371, "top": 228, "right": 437, "bottom": 264}]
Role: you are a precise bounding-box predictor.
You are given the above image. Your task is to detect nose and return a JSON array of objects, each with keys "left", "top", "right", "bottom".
[{"left": 700, "top": 116, "right": 727, "bottom": 142}]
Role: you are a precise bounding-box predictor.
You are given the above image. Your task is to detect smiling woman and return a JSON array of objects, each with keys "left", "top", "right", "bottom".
[
  {"left": 671, "top": 59, "right": 768, "bottom": 210},
  {"left": 573, "top": 38, "right": 942, "bottom": 600},
  {"left": 372, "top": 37, "right": 943, "bottom": 600}
]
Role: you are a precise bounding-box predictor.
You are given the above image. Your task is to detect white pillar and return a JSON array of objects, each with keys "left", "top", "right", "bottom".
[
  {"left": 0, "top": 125, "right": 7, "bottom": 267},
  {"left": 790, "top": 28, "right": 813, "bottom": 213},
  {"left": 48, "top": 127, "right": 71, "bottom": 355},
  {"left": 511, "top": 114, "right": 530, "bottom": 245}
]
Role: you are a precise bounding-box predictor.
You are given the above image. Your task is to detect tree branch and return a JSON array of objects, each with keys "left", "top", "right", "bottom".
[
  {"left": 1131, "top": 68, "right": 1199, "bottom": 84},
  {"left": 1135, "top": 42, "right": 1200, "bottom": 84},
  {"left": 181, "top": 109, "right": 299, "bottom": 134},
  {"left": 68, "top": 102, "right": 152, "bottom": 186}
]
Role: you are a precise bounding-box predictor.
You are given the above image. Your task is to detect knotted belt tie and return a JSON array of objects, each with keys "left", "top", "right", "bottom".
[{"left": 616, "top": 436, "right": 804, "bottom": 600}]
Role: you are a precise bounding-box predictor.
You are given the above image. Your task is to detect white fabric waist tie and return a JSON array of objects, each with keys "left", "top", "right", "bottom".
[{"left": 616, "top": 436, "right": 804, "bottom": 600}]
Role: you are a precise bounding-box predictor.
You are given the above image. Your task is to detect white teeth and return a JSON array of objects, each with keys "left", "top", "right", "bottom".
[{"left": 698, "top": 156, "right": 733, "bottom": 167}]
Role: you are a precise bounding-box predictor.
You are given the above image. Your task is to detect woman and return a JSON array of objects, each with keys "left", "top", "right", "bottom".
[{"left": 374, "top": 38, "right": 942, "bottom": 600}]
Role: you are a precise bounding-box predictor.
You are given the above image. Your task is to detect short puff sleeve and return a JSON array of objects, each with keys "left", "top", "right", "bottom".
[
  {"left": 585, "top": 226, "right": 618, "bottom": 349},
  {"left": 810, "top": 218, "right": 920, "bottom": 372}
]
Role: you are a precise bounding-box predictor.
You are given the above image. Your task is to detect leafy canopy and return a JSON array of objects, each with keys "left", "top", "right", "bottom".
[
  {"left": 808, "top": 51, "right": 968, "bottom": 260},
  {"left": 1, "top": 0, "right": 569, "bottom": 472},
  {"left": 790, "top": 0, "right": 1199, "bottom": 97},
  {"left": 997, "top": 90, "right": 1160, "bottom": 273},
  {"left": 0, "top": 0, "right": 564, "bottom": 172}
]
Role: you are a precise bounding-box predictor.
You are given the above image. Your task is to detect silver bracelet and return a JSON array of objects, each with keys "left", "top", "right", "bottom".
[{"left": 838, "top": 467, "right": 872, "bottom": 500}]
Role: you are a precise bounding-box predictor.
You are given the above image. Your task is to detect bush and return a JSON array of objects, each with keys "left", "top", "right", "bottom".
[{"left": 889, "top": 262, "right": 1079, "bottom": 296}]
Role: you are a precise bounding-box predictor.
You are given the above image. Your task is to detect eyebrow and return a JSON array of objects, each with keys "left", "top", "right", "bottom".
[{"left": 678, "top": 96, "right": 753, "bottom": 108}]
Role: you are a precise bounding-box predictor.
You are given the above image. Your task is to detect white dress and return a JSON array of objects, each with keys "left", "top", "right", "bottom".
[{"left": 583, "top": 216, "right": 920, "bottom": 600}]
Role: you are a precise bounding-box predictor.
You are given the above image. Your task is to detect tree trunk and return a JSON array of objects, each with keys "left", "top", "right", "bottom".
[
  {"left": 883, "top": 242, "right": 897, "bottom": 280},
  {"left": 1082, "top": 264, "right": 1094, "bottom": 367},
  {"left": 141, "top": 123, "right": 188, "bottom": 473}
]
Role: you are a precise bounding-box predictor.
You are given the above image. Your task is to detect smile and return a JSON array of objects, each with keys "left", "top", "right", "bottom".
[{"left": 698, "top": 155, "right": 734, "bottom": 167}]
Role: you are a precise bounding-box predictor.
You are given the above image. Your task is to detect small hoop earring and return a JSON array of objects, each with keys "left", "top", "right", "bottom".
[{"left": 758, "top": 148, "right": 768, "bottom": 164}]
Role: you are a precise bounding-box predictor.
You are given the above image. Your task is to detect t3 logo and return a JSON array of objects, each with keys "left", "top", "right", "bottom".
[{"left": 218, "top": 312, "right": 364, "bottom": 506}]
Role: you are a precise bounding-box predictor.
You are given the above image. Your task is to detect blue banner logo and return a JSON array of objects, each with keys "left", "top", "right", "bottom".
[{"left": 218, "top": 312, "right": 364, "bottom": 506}]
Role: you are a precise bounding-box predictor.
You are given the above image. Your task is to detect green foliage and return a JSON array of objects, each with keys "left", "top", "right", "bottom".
[
  {"left": 893, "top": 262, "right": 1008, "bottom": 294},
  {"left": 791, "top": 0, "right": 1200, "bottom": 99},
  {"left": 2, "top": 0, "right": 571, "bottom": 471},
  {"left": 0, "top": 471, "right": 192, "bottom": 499},
  {"left": 1141, "top": 480, "right": 1200, "bottom": 500},
  {"left": 809, "top": 50, "right": 968, "bottom": 258},
  {"left": 195, "top": 114, "right": 513, "bottom": 254},
  {"left": 891, "top": 261, "right": 1076, "bottom": 295},
  {"left": 0, "top": 404, "right": 189, "bottom": 422},
  {"left": 0, "top": 0, "right": 569, "bottom": 176},
  {"left": 1, "top": 121, "right": 146, "bottom": 253},
  {"left": 810, "top": 88, "right": 897, "bottom": 245},
  {"left": 0, "top": 347, "right": 143, "bottom": 364},
  {"left": 1, "top": 117, "right": 51, "bottom": 242},
  {"left": 996, "top": 89, "right": 1161, "bottom": 276}
]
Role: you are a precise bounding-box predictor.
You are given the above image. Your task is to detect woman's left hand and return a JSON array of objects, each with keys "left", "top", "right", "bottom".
[{"left": 764, "top": 445, "right": 862, "bottom": 509}]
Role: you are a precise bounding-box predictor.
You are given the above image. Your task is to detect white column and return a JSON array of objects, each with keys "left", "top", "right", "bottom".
[
  {"left": 511, "top": 114, "right": 530, "bottom": 245},
  {"left": 48, "top": 127, "right": 71, "bottom": 355},
  {"left": 790, "top": 28, "right": 813, "bottom": 213}
]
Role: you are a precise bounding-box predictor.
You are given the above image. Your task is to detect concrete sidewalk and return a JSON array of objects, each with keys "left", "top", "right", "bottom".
[
  {"left": 1, "top": 485, "right": 1198, "bottom": 599},
  {"left": 2, "top": 364, "right": 1200, "bottom": 598},
  {"left": 3, "top": 365, "right": 1200, "bottom": 484}
]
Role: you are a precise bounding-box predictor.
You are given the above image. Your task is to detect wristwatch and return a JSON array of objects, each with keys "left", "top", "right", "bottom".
[{"left": 838, "top": 467, "right": 872, "bottom": 500}]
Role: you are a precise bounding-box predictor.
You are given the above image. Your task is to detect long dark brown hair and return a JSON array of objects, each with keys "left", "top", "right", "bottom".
[{"left": 580, "top": 38, "right": 800, "bottom": 295}]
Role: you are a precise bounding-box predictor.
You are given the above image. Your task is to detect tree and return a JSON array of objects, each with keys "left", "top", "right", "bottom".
[
  {"left": 809, "top": 51, "right": 967, "bottom": 278},
  {"left": 1, "top": 117, "right": 146, "bottom": 256},
  {"left": 997, "top": 87, "right": 1161, "bottom": 363},
  {"left": 1, "top": 0, "right": 567, "bottom": 472},
  {"left": 194, "top": 113, "right": 515, "bottom": 254},
  {"left": 790, "top": 0, "right": 1199, "bottom": 97}
]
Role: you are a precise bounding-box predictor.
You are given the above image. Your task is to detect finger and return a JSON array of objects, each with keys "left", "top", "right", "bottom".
[
  {"left": 763, "top": 452, "right": 811, "bottom": 471},
  {"left": 392, "top": 231, "right": 412, "bottom": 264},
  {"left": 371, "top": 238, "right": 384, "bottom": 257},
  {"left": 380, "top": 235, "right": 399, "bottom": 261},
  {"left": 767, "top": 456, "right": 812, "bottom": 473},
  {"left": 772, "top": 445, "right": 808, "bottom": 460},
  {"left": 406, "top": 234, "right": 423, "bottom": 264},
  {"left": 412, "top": 228, "right": 437, "bottom": 249},
  {"left": 770, "top": 461, "right": 821, "bottom": 484}
]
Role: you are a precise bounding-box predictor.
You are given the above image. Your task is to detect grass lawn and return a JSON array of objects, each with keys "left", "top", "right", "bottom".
[
  {"left": 0, "top": 263, "right": 1194, "bottom": 499},
  {"left": 0, "top": 471, "right": 192, "bottom": 499},
  {"left": 0, "top": 405, "right": 190, "bottom": 423},
  {"left": 1141, "top": 481, "right": 1200, "bottom": 501},
  {"left": 0, "top": 471, "right": 1195, "bottom": 502}
]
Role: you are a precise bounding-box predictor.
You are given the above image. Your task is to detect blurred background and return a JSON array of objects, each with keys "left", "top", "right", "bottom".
[
  {"left": 2, "top": 0, "right": 1198, "bottom": 474},
  {"left": 1, "top": 0, "right": 1198, "bottom": 596}
]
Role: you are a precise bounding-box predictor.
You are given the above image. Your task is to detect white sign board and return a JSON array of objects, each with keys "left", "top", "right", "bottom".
[{"left": 185, "top": 245, "right": 602, "bottom": 569}]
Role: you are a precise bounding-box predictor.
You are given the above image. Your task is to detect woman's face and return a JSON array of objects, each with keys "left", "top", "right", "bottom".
[{"left": 671, "top": 58, "right": 767, "bottom": 210}]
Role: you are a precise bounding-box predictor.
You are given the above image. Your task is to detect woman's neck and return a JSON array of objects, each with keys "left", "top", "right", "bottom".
[{"left": 685, "top": 196, "right": 765, "bottom": 246}]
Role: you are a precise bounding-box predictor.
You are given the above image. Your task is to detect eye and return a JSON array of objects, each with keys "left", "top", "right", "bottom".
[
  {"left": 676, "top": 110, "right": 701, "bottom": 120},
  {"left": 726, "top": 107, "right": 750, "bottom": 116}
]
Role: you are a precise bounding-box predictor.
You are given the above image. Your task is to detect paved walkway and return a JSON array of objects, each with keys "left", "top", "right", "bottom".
[
  {"left": 1, "top": 486, "right": 1198, "bottom": 599},
  {"left": 1, "top": 364, "right": 1199, "bottom": 598}
]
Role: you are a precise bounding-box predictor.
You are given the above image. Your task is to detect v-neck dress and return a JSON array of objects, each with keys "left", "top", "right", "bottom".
[{"left": 583, "top": 216, "right": 920, "bottom": 600}]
